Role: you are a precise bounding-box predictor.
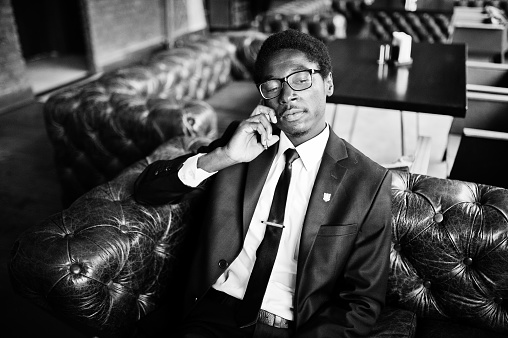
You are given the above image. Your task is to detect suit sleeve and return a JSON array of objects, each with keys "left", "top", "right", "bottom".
[
  {"left": 296, "top": 170, "right": 392, "bottom": 338},
  {"left": 133, "top": 121, "right": 240, "bottom": 205}
]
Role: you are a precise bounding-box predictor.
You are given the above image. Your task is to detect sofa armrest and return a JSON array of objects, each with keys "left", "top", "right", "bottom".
[
  {"left": 9, "top": 136, "right": 210, "bottom": 337},
  {"left": 389, "top": 171, "right": 508, "bottom": 334}
]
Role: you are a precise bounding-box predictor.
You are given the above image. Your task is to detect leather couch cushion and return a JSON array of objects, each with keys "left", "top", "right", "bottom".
[
  {"left": 368, "top": 306, "right": 417, "bottom": 338},
  {"left": 389, "top": 171, "right": 508, "bottom": 334},
  {"left": 205, "top": 80, "right": 260, "bottom": 133}
]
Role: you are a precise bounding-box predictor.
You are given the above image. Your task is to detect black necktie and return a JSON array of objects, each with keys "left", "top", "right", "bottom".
[{"left": 237, "top": 148, "right": 300, "bottom": 327}]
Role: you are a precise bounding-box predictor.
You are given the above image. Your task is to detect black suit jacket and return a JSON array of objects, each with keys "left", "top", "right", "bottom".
[{"left": 134, "top": 122, "right": 392, "bottom": 337}]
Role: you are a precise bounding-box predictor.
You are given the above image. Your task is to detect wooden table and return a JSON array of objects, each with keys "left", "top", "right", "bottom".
[
  {"left": 326, "top": 38, "right": 467, "bottom": 118},
  {"left": 326, "top": 38, "right": 467, "bottom": 170}
]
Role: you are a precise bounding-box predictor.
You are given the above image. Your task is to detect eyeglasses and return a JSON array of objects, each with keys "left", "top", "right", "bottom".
[{"left": 258, "top": 69, "right": 320, "bottom": 100}]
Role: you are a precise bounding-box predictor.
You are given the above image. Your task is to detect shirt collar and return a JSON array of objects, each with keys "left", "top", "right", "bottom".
[{"left": 277, "top": 124, "right": 330, "bottom": 171}]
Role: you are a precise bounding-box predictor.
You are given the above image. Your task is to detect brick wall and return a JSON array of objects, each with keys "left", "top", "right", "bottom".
[
  {"left": 0, "top": 0, "right": 32, "bottom": 112},
  {"left": 82, "top": 0, "right": 166, "bottom": 71}
]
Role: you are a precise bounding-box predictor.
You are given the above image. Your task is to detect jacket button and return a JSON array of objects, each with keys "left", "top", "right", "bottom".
[{"left": 218, "top": 259, "right": 229, "bottom": 269}]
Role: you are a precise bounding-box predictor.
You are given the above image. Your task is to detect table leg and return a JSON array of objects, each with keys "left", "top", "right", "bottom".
[
  {"left": 400, "top": 110, "right": 405, "bottom": 156},
  {"left": 400, "top": 110, "right": 422, "bottom": 157}
]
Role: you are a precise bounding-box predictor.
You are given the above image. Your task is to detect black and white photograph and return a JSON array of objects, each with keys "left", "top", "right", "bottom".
[{"left": 1, "top": 0, "right": 508, "bottom": 337}]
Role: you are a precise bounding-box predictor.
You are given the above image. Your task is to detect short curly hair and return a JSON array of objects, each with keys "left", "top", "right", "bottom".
[{"left": 253, "top": 29, "right": 332, "bottom": 84}]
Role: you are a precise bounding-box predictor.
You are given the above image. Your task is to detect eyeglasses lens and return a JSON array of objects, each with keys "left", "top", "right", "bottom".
[{"left": 260, "top": 70, "right": 313, "bottom": 99}]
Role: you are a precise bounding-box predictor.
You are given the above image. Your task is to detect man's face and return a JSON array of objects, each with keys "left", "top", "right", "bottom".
[{"left": 260, "top": 49, "right": 334, "bottom": 146}]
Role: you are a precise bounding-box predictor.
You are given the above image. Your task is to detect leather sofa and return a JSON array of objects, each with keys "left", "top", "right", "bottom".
[
  {"left": 253, "top": 11, "right": 347, "bottom": 41},
  {"left": 9, "top": 135, "right": 508, "bottom": 338},
  {"left": 44, "top": 30, "right": 268, "bottom": 207},
  {"left": 253, "top": 0, "right": 347, "bottom": 41}
]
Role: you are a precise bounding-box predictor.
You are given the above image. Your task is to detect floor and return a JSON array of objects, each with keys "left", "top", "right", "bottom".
[
  {"left": 25, "top": 54, "right": 89, "bottom": 95},
  {"left": 0, "top": 102, "right": 87, "bottom": 337}
]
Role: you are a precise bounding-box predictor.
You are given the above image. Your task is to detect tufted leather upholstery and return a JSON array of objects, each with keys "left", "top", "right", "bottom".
[
  {"left": 9, "top": 140, "right": 508, "bottom": 337},
  {"left": 44, "top": 31, "right": 267, "bottom": 207},
  {"left": 367, "top": 10, "right": 452, "bottom": 42},
  {"left": 9, "top": 136, "right": 211, "bottom": 337},
  {"left": 252, "top": 0, "right": 347, "bottom": 41},
  {"left": 252, "top": 12, "right": 347, "bottom": 41},
  {"left": 331, "top": 0, "right": 454, "bottom": 43},
  {"left": 362, "top": 0, "right": 508, "bottom": 42},
  {"left": 390, "top": 172, "right": 508, "bottom": 334}
]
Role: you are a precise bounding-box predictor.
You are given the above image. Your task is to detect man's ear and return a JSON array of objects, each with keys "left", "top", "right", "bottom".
[{"left": 325, "top": 72, "right": 334, "bottom": 97}]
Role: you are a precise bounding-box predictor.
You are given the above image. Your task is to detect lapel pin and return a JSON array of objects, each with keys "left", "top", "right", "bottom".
[{"left": 323, "top": 193, "right": 331, "bottom": 202}]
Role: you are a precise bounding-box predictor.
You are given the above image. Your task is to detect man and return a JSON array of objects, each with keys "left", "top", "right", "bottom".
[{"left": 134, "top": 29, "right": 392, "bottom": 337}]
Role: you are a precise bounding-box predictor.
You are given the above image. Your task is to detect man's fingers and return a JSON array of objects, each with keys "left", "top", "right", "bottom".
[
  {"left": 241, "top": 120, "right": 269, "bottom": 149},
  {"left": 253, "top": 120, "right": 270, "bottom": 149},
  {"left": 251, "top": 105, "right": 277, "bottom": 124},
  {"left": 266, "top": 134, "right": 280, "bottom": 147},
  {"left": 266, "top": 110, "right": 277, "bottom": 124}
]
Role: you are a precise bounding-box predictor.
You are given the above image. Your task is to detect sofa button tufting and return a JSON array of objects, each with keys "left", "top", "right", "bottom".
[
  {"left": 423, "top": 280, "right": 432, "bottom": 289},
  {"left": 463, "top": 257, "right": 473, "bottom": 266},
  {"left": 495, "top": 297, "right": 503, "bottom": 304},
  {"left": 218, "top": 259, "right": 229, "bottom": 269},
  {"left": 70, "top": 264, "right": 81, "bottom": 275},
  {"left": 394, "top": 243, "right": 402, "bottom": 251},
  {"left": 433, "top": 213, "right": 443, "bottom": 223}
]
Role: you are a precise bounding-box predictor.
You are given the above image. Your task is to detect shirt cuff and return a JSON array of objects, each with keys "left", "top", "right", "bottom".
[{"left": 178, "top": 153, "right": 217, "bottom": 187}]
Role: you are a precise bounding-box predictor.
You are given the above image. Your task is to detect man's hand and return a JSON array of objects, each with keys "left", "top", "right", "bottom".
[{"left": 197, "top": 105, "right": 280, "bottom": 172}]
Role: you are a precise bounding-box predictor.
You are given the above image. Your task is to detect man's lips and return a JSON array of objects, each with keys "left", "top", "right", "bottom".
[{"left": 278, "top": 106, "right": 305, "bottom": 119}]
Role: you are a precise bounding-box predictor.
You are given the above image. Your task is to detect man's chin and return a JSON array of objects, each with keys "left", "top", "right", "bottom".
[{"left": 277, "top": 122, "right": 309, "bottom": 139}]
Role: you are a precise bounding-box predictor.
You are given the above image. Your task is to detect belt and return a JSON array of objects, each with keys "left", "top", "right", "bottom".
[{"left": 257, "top": 309, "right": 293, "bottom": 329}]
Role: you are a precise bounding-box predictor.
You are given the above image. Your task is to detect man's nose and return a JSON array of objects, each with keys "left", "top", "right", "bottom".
[{"left": 279, "top": 82, "right": 297, "bottom": 104}]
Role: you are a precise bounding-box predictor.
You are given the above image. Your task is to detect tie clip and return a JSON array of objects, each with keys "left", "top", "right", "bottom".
[{"left": 262, "top": 221, "right": 284, "bottom": 228}]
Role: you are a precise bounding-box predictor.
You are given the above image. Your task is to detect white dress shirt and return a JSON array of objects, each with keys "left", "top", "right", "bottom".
[{"left": 178, "top": 125, "right": 330, "bottom": 320}]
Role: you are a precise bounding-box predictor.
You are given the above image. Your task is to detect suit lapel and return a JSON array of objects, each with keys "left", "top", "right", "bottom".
[
  {"left": 242, "top": 144, "right": 278, "bottom": 236},
  {"left": 297, "top": 132, "right": 349, "bottom": 278}
]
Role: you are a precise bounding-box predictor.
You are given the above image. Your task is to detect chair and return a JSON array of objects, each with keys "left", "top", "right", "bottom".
[
  {"left": 452, "top": 7, "right": 508, "bottom": 63},
  {"left": 446, "top": 91, "right": 508, "bottom": 176},
  {"left": 466, "top": 60, "right": 508, "bottom": 95},
  {"left": 448, "top": 128, "right": 508, "bottom": 188},
  {"left": 450, "top": 91, "right": 508, "bottom": 134}
]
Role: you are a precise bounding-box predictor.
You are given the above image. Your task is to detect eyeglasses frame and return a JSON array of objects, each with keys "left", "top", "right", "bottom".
[{"left": 258, "top": 68, "right": 321, "bottom": 100}]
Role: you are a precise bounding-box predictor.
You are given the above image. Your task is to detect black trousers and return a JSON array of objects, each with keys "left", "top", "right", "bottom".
[{"left": 178, "top": 289, "right": 294, "bottom": 338}]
